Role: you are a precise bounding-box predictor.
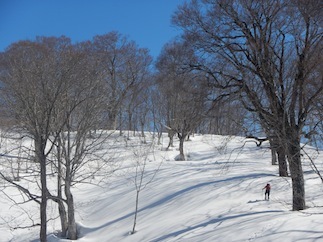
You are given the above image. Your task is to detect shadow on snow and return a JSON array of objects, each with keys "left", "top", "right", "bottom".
[
  {"left": 150, "top": 210, "right": 284, "bottom": 242},
  {"left": 79, "top": 173, "right": 276, "bottom": 237}
]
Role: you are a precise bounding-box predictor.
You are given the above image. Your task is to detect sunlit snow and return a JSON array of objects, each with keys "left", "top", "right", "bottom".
[{"left": 1, "top": 133, "right": 322, "bottom": 242}]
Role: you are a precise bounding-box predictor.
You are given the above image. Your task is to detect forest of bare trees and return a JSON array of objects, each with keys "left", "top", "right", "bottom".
[{"left": 0, "top": 0, "right": 322, "bottom": 241}]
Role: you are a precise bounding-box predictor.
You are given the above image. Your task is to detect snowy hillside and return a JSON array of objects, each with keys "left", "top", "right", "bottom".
[{"left": 1, "top": 133, "right": 323, "bottom": 242}]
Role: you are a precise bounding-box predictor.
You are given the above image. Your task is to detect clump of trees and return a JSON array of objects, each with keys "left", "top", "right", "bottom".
[
  {"left": 172, "top": 0, "right": 322, "bottom": 210},
  {"left": 0, "top": 33, "right": 153, "bottom": 241},
  {"left": 155, "top": 41, "right": 210, "bottom": 160}
]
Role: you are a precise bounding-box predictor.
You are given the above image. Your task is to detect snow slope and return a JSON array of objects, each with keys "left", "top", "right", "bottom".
[{"left": 1, "top": 134, "right": 323, "bottom": 242}]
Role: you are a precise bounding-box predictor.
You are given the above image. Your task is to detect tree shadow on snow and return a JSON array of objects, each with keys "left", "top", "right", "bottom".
[
  {"left": 79, "top": 173, "right": 276, "bottom": 238},
  {"left": 247, "top": 199, "right": 266, "bottom": 203},
  {"left": 150, "top": 210, "right": 284, "bottom": 242}
]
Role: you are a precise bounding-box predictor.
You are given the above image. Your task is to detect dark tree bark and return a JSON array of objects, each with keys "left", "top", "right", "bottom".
[
  {"left": 277, "top": 145, "right": 288, "bottom": 177},
  {"left": 177, "top": 133, "right": 186, "bottom": 161},
  {"left": 287, "top": 133, "right": 305, "bottom": 210},
  {"left": 36, "top": 139, "right": 48, "bottom": 242},
  {"left": 269, "top": 136, "right": 288, "bottom": 177}
]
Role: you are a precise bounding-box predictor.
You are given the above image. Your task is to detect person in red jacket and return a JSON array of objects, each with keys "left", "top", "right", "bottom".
[{"left": 263, "top": 183, "right": 271, "bottom": 200}]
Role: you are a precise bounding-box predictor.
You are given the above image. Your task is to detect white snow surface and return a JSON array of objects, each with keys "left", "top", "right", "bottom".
[{"left": 1, "top": 133, "right": 323, "bottom": 242}]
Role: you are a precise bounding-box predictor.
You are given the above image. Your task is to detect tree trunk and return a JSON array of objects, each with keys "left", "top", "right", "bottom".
[
  {"left": 277, "top": 146, "right": 288, "bottom": 177},
  {"left": 287, "top": 135, "right": 305, "bottom": 210},
  {"left": 167, "top": 131, "right": 174, "bottom": 150},
  {"left": 269, "top": 139, "right": 277, "bottom": 165},
  {"left": 271, "top": 149, "right": 277, "bottom": 165},
  {"left": 131, "top": 190, "right": 140, "bottom": 234},
  {"left": 56, "top": 142, "right": 68, "bottom": 237},
  {"left": 128, "top": 110, "right": 132, "bottom": 133},
  {"left": 65, "top": 179, "right": 77, "bottom": 239},
  {"left": 64, "top": 127, "right": 77, "bottom": 240},
  {"left": 269, "top": 136, "right": 288, "bottom": 177},
  {"left": 58, "top": 197, "right": 68, "bottom": 237},
  {"left": 108, "top": 108, "right": 118, "bottom": 130},
  {"left": 36, "top": 139, "right": 47, "bottom": 242},
  {"left": 178, "top": 135, "right": 185, "bottom": 161},
  {"left": 141, "top": 122, "right": 146, "bottom": 144},
  {"left": 40, "top": 163, "right": 47, "bottom": 242},
  {"left": 64, "top": 152, "right": 77, "bottom": 240},
  {"left": 157, "top": 129, "right": 162, "bottom": 145}
]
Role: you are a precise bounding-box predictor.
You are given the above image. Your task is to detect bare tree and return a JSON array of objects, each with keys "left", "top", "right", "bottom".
[
  {"left": 150, "top": 86, "right": 167, "bottom": 146},
  {"left": 122, "top": 49, "right": 153, "bottom": 139},
  {"left": 0, "top": 36, "right": 74, "bottom": 241},
  {"left": 173, "top": 0, "right": 322, "bottom": 210},
  {"left": 47, "top": 42, "right": 110, "bottom": 239},
  {"left": 156, "top": 41, "right": 209, "bottom": 160},
  {"left": 129, "top": 141, "right": 162, "bottom": 234},
  {"left": 132, "top": 87, "right": 151, "bottom": 143},
  {"left": 0, "top": 36, "right": 112, "bottom": 241},
  {"left": 91, "top": 32, "right": 152, "bottom": 131}
]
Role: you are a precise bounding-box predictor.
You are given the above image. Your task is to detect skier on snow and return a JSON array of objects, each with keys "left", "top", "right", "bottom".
[{"left": 263, "top": 183, "right": 271, "bottom": 200}]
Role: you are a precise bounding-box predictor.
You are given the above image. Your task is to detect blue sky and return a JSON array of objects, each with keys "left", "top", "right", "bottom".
[{"left": 0, "top": 0, "right": 186, "bottom": 58}]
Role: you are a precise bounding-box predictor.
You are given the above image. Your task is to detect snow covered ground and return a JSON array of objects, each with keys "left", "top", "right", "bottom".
[{"left": 1, "top": 133, "right": 323, "bottom": 242}]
